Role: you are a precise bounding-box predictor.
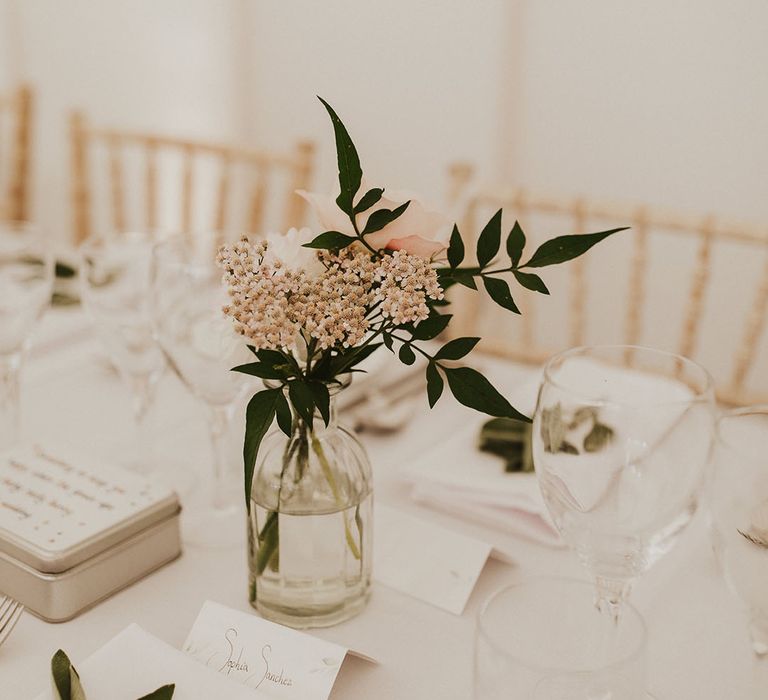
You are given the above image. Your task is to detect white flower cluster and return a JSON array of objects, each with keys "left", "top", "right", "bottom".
[{"left": 216, "top": 236, "right": 444, "bottom": 352}]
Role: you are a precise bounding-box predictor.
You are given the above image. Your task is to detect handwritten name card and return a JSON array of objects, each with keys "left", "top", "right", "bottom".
[{"left": 184, "top": 601, "right": 366, "bottom": 699}]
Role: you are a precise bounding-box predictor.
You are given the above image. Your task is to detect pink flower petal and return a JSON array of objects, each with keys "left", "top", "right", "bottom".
[
  {"left": 296, "top": 190, "right": 354, "bottom": 235},
  {"left": 385, "top": 235, "right": 447, "bottom": 259}
]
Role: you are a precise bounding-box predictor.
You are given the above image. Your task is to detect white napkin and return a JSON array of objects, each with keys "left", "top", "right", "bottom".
[{"left": 35, "top": 624, "right": 256, "bottom": 700}]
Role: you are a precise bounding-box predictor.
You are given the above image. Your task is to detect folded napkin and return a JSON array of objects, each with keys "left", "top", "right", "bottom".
[
  {"left": 35, "top": 624, "right": 256, "bottom": 700},
  {"left": 402, "top": 418, "right": 562, "bottom": 547}
]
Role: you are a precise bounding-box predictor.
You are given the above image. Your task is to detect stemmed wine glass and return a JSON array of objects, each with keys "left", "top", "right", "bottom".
[
  {"left": 0, "top": 222, "right": 54, "bottom": 449},
  {"left": 150, "top": 232, "right": 253, "bottom": 547},
  {"left": 532, "top": 345, "right": 715, "bottom": 621},
  {"left": 79, "top": 232, "right": 166, "bottom": 474},
  {"left": 710, "top": 405, "right": 768, "bottom": 687}
]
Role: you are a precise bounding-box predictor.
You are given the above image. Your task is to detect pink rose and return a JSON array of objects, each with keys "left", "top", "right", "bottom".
[{"left": 297, "top": 183, "right": 448, "bottom": 259}]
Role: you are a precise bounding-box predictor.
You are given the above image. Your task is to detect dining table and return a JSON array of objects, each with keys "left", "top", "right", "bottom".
[{"left": 0, "top": 306, "right": 764, "bottom": 699}]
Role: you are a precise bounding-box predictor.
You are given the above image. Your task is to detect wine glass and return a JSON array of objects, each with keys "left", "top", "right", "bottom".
[
  {"left": 0, "top": 222, "right": 54, "bottom": 449},
  {"left": 710, "top": 406, "right": 768, "bottom": 667},
  {"left": 475, "top": 578, "right": 649, "bottom": 700},
  {"left": 150, "top": 232, "right": 252, "bottom": 547},
  {"left": 532, "top": 345, "right": 715, "bottom": 620},
  {"left": 79, "top": 232, "right": 166, "bottom": 474}
]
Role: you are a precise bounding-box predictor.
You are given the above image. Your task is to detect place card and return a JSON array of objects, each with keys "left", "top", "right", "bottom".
[
  {"left": 183, "top": 601, "right": 369, "bottom": 699},
  {"left": 373, "top": 505, "right": 492, "bottom": 615}
]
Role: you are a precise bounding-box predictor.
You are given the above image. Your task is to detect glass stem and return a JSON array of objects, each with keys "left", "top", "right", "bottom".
[
  {"left": 595, "top": 576, "right": 632, "bottom": 624},
  {"left": 0, "top": 353, "right": 22, "bottom": 450},
  {"left": 209, "top": 404, "right": 233, "bottom": 511},
  {"left": 126, "top": 372, "right": 155, "bottom": 474}
]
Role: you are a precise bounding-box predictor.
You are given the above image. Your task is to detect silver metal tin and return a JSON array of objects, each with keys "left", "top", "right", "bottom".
[{"left": 0, "top": 506, "right": 181, "bottom": 622}]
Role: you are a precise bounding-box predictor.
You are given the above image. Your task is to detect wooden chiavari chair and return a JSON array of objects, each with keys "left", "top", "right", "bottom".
[
  {"left": 446, "top": 165, "right": 768, "bottom": 406},
  {"left": 0, "top": 84, "right": 32, "bottom": 222},
  {"left": 69, "top": 111, "right": 316, "bottom": 245}
]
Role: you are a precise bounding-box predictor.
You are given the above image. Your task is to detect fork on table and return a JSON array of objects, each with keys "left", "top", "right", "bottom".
[{"left": 0, "top": 595, "right": 24, "bottom": 648}]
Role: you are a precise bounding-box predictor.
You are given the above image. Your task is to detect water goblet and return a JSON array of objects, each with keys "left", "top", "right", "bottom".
[
  {"left": 532, "top": 345, "right": 715, "bottom": 620},
  {"left": 475, "top": 577, "right": 649, "bottom": 699},
  {"left": 79, "top": 232, "right": 166, "bottom": 474},
  {"left": 0, "top": 222, "right": 54, "bottom": 449},
  {"left": 151, "top": 232, "right": 252, "bottom": 547},
  {"left": 710, "top": 406, "right": 768, "bottom": 688}
]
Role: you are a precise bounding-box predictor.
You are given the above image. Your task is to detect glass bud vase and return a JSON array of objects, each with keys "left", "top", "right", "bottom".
[{"left": 247, "top": 384, "right": 373, "bottom": 628}]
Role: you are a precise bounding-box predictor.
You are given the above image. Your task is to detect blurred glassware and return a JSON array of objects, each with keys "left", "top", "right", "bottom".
[
  {"left": 0, "top": 222, "right": 54, "bottom": 449},
  {"left": 475, "top": 577, "right": 648, "bottom": 700},
  {"left": 532, "top": 345, "right": 715, "bottom": 621},
  {"left": 710, "top": 406, "right": 768, "bottom": 661},
  {"left": 79, "top": 232, "right": 166, "bottom": 474},
  {"left": 151, "top": 233, "right": 251, "bottom": 547}
]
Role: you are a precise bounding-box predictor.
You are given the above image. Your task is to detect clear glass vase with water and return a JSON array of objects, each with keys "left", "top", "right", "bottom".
[{"left": 248, "top": 383, "right": 373, "bottom": 628}]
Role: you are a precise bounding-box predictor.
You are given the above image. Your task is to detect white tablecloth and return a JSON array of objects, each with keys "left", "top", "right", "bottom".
[{"left": 0, "top": 309, "right": 764, "bottom": 698}]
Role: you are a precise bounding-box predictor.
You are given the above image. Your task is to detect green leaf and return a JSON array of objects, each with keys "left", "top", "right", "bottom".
[
  {"left": 512, "top": 270, "right": 549, "bottom": 294},
  {"left": 447, "top": 224, "right": 464, "bottom": 269},
  {"left": 70, "top": 665, "right": 86, "bottom": 700},
  {"left": 288, "top": 381, "right": 315, "bottom": 426},
  {"left": 231, "top": 362, "right": 287, "bottom": 380},
  {"left": 506, "top": 220, "right": 526, "bottom": 267},
  {"left": 398, "top": 343, "right": 416, "bottom": 365},
  {"left": 275, "top": 391, "right": 292, "bottom": 437},
  {"left": 302, "top": 231, "right": 358, "bottom": 250},
  {"left": 354, "top": 187, "right": 384, "bottom": 213},
  {"left": 454, "top": 273, "right": 477, "bottom": 290},
  {"left": 382, "top": 333, "right": 394, "bottom": 351},
  {"left": 410, "top": 313, "right": 452, "bottom": 341},
  {"left": 308, "top": 382, "right": 331, "bottom": 426},
  {"left": 584, "top": 422, "right": 614, "bottom": 453},
  {"left": 444, "top": 366, "right": 531, "bottom": 422},
  {"left": 482, "top": 276, "right": 520, "bottom": 313},
  {"left": 434, "top": 337, "right": 480, "bottom": 361},
  {"left": 476, "top": 209, "right": 503, "bottom": 268},
  {"left": 521, "top": 227, "right": 627, "bottom": 268},
  {"left": 329, "top": 342, "right": 384, "bottom": 375},
  {"left": 256, "top": 349, "right": 290, "bottom": 366},
  {"left": 52, "top": 650, "right": 73, "bottom": 700},
  {"left": 244, "top": 389, "right": 280, "bottom": 511},
  {"left": 137, "top": 685, "right": 176, "bottom": 700},
  {"left": 362, "top": 201, "right": 410, "bottom": 236},
  {"left": 426, "top": 362, "right": 444, "bottom": 408},
  {"left": 318, "top": 97, "right": 362, "bottom": 216}
]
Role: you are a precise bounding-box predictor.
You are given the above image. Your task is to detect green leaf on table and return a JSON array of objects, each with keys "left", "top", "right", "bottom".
[
  {"left": 308, "top": 381, "right": 331, "bottom": 427},
  {"left": 447, "top": 224, "right": 465, "bottom": 269},
  {"left": 52, "top": 650, "right": 74, "bottom": 700},
  {"left": 302, "top": 231, "right": 358, "bottom": 250},
  {"left": 476, "top": 209, "right": 503, "bottom": 268},
  {"left": 506, "top": 220, "right": 526, "bottom": 267},
  {"left": 362, "top": 201, "right": 410, "bottom": 235},
  {"left": 318, "top": 97, "right": 362, "bottom": 216},
  {"left": 354, "top": 187, "right": 384, "bottom": 213},
  {"left": 231, "top": 362, "right": 287, "bottom": 380},
  {"left": 244, "top": 389, "right": 280, "bottom": 511},
  {"left": 482, "top": 276, "right": 520, "bottom": 313},
  {"left": 137, "top": 685, "right": 176, "bottom": 700},
  {"left": 410, "top": 313, "right": 452, "bottom": 341},
  {"left": 275, "top": 390, "right": 292, "bottom": 437},
  {"left": 288, "top": 381, "right": 316, "bottom": 427},
  {"left": 434, "top": 337, "right": 480, "bottom": 361},
  {"left": 512, "top": 270, "right": 549, "bottom": 295},
  {"left": 444, "top": 366, "right": 531, "bottom": 422},
  {"left": 521, "top": 227, "right": 627, "bottom": 268},
  {"left": 425, "top": 361, "right": 444, "bottom": 408},
  {"left": 70, "top": 665, "right": 86, "bottom": 700},
  {"left": 398, "top": 343, "right": 416, "bottom": 365}
]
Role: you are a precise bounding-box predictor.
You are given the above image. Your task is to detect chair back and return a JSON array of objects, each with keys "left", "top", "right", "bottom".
[
  {"left": 447, "top": 165, "right": 768, "bottom": 406},
  {"left": 69, "top": 111, "right": 316, "bottom": 244},
  {"left": 0, "top": 84, "right": 32, "bottom": 222}
]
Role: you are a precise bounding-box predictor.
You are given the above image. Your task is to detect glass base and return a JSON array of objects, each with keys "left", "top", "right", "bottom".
[
  {"left": 181, "top": 503, "right": 246, "bottom": 548},
  {"left": 250, "top": 583, "right": 371, "bottom": 629}
]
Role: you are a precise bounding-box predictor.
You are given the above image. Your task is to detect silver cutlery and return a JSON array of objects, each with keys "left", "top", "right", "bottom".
[{"left": 0, "top": 595, "right": 24, "bottom": 648}]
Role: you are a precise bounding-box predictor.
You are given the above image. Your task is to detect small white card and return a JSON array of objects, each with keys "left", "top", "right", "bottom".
[
  {"left": 373, "top": 505, "right": 492, "bottom": 615},
  {"left": 183, "top": 601, "right": 359, "bottom": 699}
]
